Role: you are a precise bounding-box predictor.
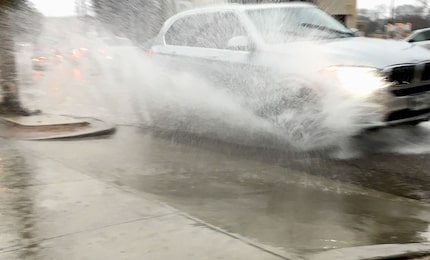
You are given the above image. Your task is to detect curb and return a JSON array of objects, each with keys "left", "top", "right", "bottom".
[
  {"left": 0, "top": 114, "right": 116, "bottom": 140},
  {"left": 309, "top": 243, "right": 430, "bottom": 260}
]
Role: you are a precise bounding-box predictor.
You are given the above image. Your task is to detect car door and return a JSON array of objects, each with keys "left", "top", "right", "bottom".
[
  {"left": 190, "top": 11, "right": 258, "bottom": 95},
  {"left": 153, "top": 13, "right": 204, "bottom": 73},
  {"left": 153, "top": 11, "right": 258, "bottom": 96}
]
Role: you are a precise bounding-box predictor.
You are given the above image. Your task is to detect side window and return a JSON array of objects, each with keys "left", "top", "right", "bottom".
[
  {"left": 165, "top": 12, "right": 248, "bottom": 49},
  {"left": 424, "top": 30, "right": 430, "bottom": 41},
  {"left": 412, "top": 31, "right": 430, "bottom": 42},
  {"left": 165, "top": 16, "right": 200, "bottom": 46},
  {"left": 194, "top": 12, "right": 247, "bottom": 49}
]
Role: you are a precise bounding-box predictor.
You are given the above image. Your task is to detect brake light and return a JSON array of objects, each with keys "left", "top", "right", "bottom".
[{"left": 147, "top": 48, "right": 153, "bottom": 58}]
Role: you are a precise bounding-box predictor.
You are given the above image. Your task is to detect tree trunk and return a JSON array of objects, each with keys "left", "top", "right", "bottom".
[{"left": 0, "top": 6, "right": 29, "bottom": 116}]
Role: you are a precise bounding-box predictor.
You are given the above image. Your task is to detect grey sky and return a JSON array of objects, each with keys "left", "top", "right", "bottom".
[{"left": 30, "top": 0, "right": 76, "bottom": 17}]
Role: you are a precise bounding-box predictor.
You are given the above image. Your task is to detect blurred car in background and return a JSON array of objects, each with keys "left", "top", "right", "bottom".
[
  {"left": 63, "top": 47, "right": 90, "bottom": 65},
  {"left": 31, "top": 48, "right": 62, "bottom": 71},
  {"left": 31, "top": 55, "right": 50, "bottom": 71},
  {"left": 404, "top": 27, "right": 430, "bottom": 50},
  {"left": 93, "top": 36, "right": 147, "bottom": 79},
  {"left": 99, "top": 36, "right": 141, "bottom": 59}
]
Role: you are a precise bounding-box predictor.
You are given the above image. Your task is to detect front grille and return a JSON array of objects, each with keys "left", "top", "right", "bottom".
[
  {"left": 391, "top": 84, "right": 430, "bottom": 96},
  {"left": 422, "top": 63, "right": 430, "bottom": 81},
  {"left": 386, "top": 108, "right": 430, "bottom": 122},
  {"left": 382, "top": 63, "right": 430, "bottom": 123},
  {"left": 388, "top": 66, "right": 414, "bottom": 85},
  {"left": 386, "top": 63, "right": 430, "bottom": 97}
]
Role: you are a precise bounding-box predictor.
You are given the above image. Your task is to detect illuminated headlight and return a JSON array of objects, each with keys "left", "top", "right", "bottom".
[{"left": 323, "top": 66, "right": 390, "bottom": 97}]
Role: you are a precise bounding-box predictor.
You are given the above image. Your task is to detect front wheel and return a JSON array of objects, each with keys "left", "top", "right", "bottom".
[{"left": 257, "top": 78, "right": 332, "bottom": 150}]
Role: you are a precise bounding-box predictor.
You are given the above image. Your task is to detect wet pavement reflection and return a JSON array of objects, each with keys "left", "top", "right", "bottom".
[
  {"left": 136, "top": 172, "right": 430, "bottom": 254},
  {"left": 125, "top": 131, "right": 430, "bottom": 255}
]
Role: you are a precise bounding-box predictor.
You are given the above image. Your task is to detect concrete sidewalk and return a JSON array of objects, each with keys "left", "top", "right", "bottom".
[{"left": 0, "top": 141, "right": 289, "bottom": 260}]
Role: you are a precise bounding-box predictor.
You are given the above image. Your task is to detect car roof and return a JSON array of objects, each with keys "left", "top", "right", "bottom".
[
  {"left": 172, "top": 2, "right": 315, "bottom": 17},
  {"left": 157, "top": 2, "right": 317, "bottom": 45}
]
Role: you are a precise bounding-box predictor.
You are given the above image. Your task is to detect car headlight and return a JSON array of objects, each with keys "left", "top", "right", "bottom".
[{"left": 323, "top": 66, "right": 390, "bottom": 97}]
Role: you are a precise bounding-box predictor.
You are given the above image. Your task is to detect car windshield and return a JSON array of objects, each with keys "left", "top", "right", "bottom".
[{"left": 246, "top": 6, "right": 354, "bottom": 43}]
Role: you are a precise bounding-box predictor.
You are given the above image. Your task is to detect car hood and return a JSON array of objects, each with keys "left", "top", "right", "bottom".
[{"left": 266, "top": 37, "right": 430, "bottom": 69}]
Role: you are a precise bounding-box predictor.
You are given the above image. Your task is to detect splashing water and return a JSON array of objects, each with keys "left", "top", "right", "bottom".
[
  {"left": 16, "top": 4, "right": 428, "bottom": 155},
  {"left": 132, "top": 55, "right": 384, "bottom": 152}
]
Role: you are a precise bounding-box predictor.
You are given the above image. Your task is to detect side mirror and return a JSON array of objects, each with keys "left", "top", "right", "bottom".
[
  {"left": 349, "top": 28, "right": 360, "bottom": 37},
  {"left": 227, "top": 36, "right": 252, "bottom": 51}
]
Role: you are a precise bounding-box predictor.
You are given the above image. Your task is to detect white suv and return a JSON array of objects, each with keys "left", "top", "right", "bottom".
[{"left": 151, "top": 3, "right": 430, "bottom": 128}]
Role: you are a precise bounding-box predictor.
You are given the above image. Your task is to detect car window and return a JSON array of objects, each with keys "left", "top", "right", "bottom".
[
  {"left": 165, "top": 12, "right": 248, "bottom": 49},
  {"left": 412, "top": 30, "right": 430, "bottom": 42},
  {"left": 165, "top": 15, "right": 200, "bottom": 46},
  {"left": 246, "top": 7, "right": 353, "bottom": 43}
]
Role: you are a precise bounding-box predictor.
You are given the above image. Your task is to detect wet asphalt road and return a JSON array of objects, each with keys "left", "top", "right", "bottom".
[{"left": 10, "top": 59, "right": 430, "bottom": 256}]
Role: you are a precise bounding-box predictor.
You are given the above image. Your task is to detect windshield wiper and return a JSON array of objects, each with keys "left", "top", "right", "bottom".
[{"left": 300, "top": 23, "right": 354, "bottom": 38}]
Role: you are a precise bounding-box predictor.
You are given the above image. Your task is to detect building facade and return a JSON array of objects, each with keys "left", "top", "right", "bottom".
[{"left": 316, "top": 0, "right": 356, "bottom": 28}]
